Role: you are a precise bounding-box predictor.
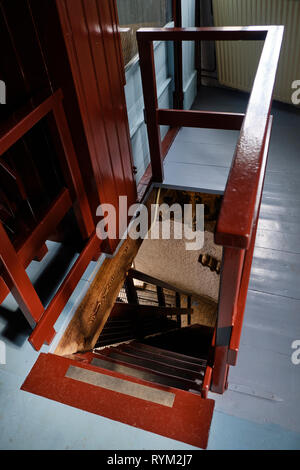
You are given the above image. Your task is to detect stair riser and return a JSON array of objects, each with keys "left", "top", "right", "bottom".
[
  {"left": 91, "top": 354, "right": 202, "bottom": 392},
  {"left": 107, "top": 349, "right": 204, "bottom": 381},
  {"left": 121, "top": 344, "right": 206, "bottom": 372}
]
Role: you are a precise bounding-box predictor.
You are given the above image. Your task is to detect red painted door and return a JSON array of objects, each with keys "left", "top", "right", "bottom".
[{"left": 56, "top": 0, "right": 137, "bottom": 253}]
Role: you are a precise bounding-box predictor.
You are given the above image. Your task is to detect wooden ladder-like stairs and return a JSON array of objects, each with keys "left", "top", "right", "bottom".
[
  {"left": 21, "top": 273, "right": 215, "bottom": 448},
  {"left": 92, "top": 340, "right": 207, "bottom": 395}
]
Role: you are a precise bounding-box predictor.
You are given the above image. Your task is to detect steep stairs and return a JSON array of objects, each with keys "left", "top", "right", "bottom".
[{"left": 92, "top": 340, "right": 207, "bottom": 394}]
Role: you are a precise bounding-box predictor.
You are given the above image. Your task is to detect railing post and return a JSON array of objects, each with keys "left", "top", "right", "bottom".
[
  {"left": 211, "top": 247, "right": 245, "bottom": 394},
  {"left": 175, "top": 292, "right": 181, "bottom": 327},
  {"left": 124, "top": 274, "right": 143, "bottom": 339},
  {"left": 157, "top": 285, "right": 166, "bottom": 306},
  {"left": 124, "top": 275, "right": 139, "bottom": 305},
  {"left": 137, "top": 39, "right": 164, "bottom": 182},
  {"left": 187, "top": 295, "right": 192, "bottom": 325},
  {"left": 172, "top": 0, "right": 184, "bottom": 109}
]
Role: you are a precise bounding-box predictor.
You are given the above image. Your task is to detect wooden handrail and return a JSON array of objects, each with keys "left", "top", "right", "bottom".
[
  {"left": 137, "top": 25, "right": 284, "bottom": 249},
  {"left": 136, "top": 26, "right": 269, "bottom": 42},
  {"left": 228, "top": 117, "right": 273, "bottom": 365},
  {"left": 215, "top": 28, "right": 283, "bottom": 249},
  {"left": 111, "top": 302, "right": 193, "bottom": 318},
  {"left": 128, "top": 268, "right": 193, "bottom": 298}
]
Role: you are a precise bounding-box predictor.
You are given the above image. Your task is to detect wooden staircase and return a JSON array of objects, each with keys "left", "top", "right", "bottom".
[
  {"left": 22, "top": 349, "right": 215, "bottom": 448},
  {"left": 93, "top": 271, "right": 215, "bottom": 400},
  {"left": 95, "top": 268, "right": 196, "bottom": 350},
  {"left": 21, "top": 270, "right": 215, "bottom": 448},
  {"left": 93, "top": 340, "right": 207, "bottom": 395},
  {"left": 95, "top": 313, "right": 178, "bottom": 348},
  {"left": 94, "top": 321, "right": 214, "bottom": 395}
]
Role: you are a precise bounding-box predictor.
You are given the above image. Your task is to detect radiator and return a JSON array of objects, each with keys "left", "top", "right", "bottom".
[{"left": 212, "top": 0, "right": 300, "bottom": 104}]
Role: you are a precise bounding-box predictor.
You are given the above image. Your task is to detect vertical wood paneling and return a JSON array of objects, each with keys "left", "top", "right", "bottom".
[
  {"left": 0, "top": 0, "right": 99, "bottom": 306},
  {"left": 106, "top": 0, "right": 137, "bottom": 205},
  {"left": 56, "top": 0, "right": 137, "bottom": 251},
  {"left": 83, "top": 0, "right": 128, "bottom": 203},
  {"left": 213, "top": 0, "right": 300, "bottom": 104},
  {"left": 0, "top": 0, "right": 64, "bottom": 225},
  {"left": 28, "top": 0, "right": 100, "bottom": 218}
]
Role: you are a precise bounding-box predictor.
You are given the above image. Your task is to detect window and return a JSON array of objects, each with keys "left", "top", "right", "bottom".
[{"left": 117, "top": 0, "right": 173, "bottom": 66}]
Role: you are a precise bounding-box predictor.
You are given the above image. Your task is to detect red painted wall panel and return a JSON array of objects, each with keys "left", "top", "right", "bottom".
[{"left": 56, "top": 0, "right": 137, "bottom": 253}]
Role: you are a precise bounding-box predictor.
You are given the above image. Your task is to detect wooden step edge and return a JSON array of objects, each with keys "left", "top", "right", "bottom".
[
  {"left": 131, "top": 341, "right": 207, "bottom": 365},
  {"left": 96, "top": 322, "right": 179, "bottom": 347},
  {"left": 91, "top": 353, "right": 202, "bottom": 393},
  {"left": 123, "top": 343, "right": 207, "bottom": 372},
  {"left": 107, "top": 346, "right": 205, "bottom": 381}
]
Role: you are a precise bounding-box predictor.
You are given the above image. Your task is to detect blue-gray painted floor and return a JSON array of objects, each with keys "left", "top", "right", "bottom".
[
  {"left": 164, "top": 87, "right": 300, "bottom": 448},
  {"left": 0, "top": 87, "right": 300, "bottom": 449}
]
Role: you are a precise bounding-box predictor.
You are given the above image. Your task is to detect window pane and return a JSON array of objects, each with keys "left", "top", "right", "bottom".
[{"left": 117, "top": 0, "right": 173, "bottom": 66}]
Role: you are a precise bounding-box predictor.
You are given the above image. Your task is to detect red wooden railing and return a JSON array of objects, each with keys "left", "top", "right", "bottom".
[
  {"left": 0, "top": 90, "right": 101, "bottom": 351},
  {"left": 137, "top": 26, "right": 284, "bottom": 393}
]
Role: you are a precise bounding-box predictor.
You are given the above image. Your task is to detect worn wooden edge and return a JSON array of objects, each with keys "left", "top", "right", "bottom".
[{"left": 55, "top": 191, "right": 156, "bottom": 356}]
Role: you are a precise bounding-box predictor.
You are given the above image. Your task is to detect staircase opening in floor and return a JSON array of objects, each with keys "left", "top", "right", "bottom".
[
  {"left": 21, "top": 187, "right": 224, "bottom": 448},
  {"left": 92, "top": 188, "right": 223, "bottom": 399}
]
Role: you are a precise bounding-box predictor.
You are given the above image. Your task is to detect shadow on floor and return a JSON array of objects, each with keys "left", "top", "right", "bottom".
[{"left": 0, "top": 242, "right": 77, "bottom": 347}]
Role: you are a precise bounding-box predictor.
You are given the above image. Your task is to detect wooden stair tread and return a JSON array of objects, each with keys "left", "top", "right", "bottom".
[
  {"left": 142, "top": 324, "right": 214, "bottom": 360},
  {"left": 131, "top": 341, "right": 207, "bottom": 366},
  {"left": 91, "top": 354, "right": 202, "bottom": 393},
  {"left": 120, "top": 343, "right": 206, "bottom": 372},
  {"left": 21, "top": 353, "right": 215, "bottom": 449},
  {"left": 105, "top": 346, "right": 205, "bottom": 381},
  {"left": 96, "top": 316, "right": 178, "bottom": 348}
]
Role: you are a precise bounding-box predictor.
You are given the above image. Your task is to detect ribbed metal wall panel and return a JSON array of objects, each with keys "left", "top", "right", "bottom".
[{"left": 213, "top": 0, "right": 300, "bottom": 104}]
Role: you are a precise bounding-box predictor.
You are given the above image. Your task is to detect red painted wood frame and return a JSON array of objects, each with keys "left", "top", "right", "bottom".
[
  {"left": 0, "top": 89, "right": 101, "bottom": 350},
  {"left": 56, "top": 0, "right": 138, "bottom": 254},
  {"left": 21, "top": 352, "right": 215, "bottom": 449},
  {"left": 137, "top": 26, "right": 284, "bottom": 393},
  {"left": 172, "top": 0, "right": 183, "bottom": 109}
]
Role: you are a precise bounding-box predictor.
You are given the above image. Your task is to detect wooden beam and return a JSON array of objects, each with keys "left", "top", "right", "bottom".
[
  {"left": 157, "top": 109, "right": 245, "bottom": 131},
  {"left": 54, "top": 237, "right": 143, "bottom": 356},
  {"left": 54, "top": 190, "right": 157, "bottom": 356},
  {"left": 136, "top": 26, "right": 269, "bottom": 43}
]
